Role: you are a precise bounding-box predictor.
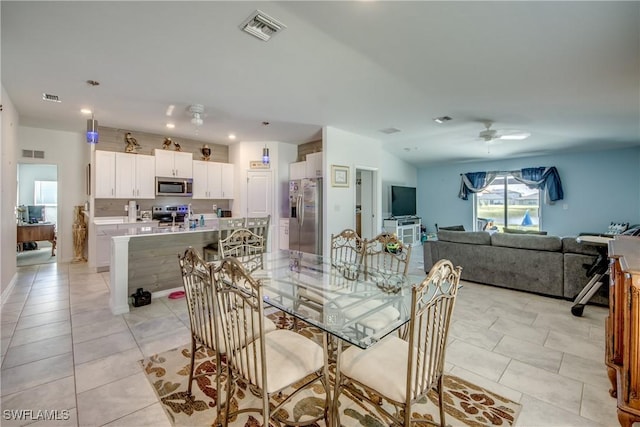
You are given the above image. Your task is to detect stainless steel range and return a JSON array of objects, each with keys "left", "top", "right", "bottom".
[{"left": 152, "top": 205, "right": 189, "bottom": 225}]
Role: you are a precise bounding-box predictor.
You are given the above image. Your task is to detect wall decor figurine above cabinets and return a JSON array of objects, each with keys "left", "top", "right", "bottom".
[
  {"left": 124, "top": 132, "right": 141, "bottom": 153},
  {"left": 201, "top": 144, "right": 211, "bottom": 161},
  {"left": 162, "top": 137, "right": 172, "bottom": 149}
]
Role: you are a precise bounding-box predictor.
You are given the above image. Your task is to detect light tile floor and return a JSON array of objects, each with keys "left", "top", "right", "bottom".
[{"left": 0, "top": 247, "right": 620, "bottom": 426}]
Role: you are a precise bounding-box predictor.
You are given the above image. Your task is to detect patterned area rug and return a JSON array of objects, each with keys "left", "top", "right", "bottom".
[{"left": 141, "top": 313, "right": 520, "bottom": 426}]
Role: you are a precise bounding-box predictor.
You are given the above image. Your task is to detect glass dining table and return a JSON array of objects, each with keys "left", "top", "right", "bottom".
[
  {"left": 234, "top": 249, "right": 426, "bottom": 426},
  {"left": 256, "top": 250, "right": 423, "bottom": 350}
]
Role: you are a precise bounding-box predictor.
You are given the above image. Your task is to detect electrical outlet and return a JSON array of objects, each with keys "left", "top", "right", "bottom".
[{"left": 124, "top": 205, "right": 128, "bottom": 211}]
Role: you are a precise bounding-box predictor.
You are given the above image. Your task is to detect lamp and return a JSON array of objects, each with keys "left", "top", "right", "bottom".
[
  {"left": 262, "top": 146, "right": 270, "bottom": 165},
  {"left": 86, "top": 115, "right": 98, "bottom": 144}
]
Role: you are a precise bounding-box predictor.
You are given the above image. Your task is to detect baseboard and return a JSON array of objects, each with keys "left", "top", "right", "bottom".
[{"left": 1, "top": 274, "right": 18, "bottom": 304}]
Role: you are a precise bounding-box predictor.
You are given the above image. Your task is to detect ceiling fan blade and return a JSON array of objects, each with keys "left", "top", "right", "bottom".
[{"left": 497, "top": 130, "right": 531, "bottom": 140}]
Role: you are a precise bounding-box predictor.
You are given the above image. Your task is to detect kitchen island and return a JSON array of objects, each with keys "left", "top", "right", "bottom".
[{"left": 109, "top": 224, "right": 220, "bottom": 314}]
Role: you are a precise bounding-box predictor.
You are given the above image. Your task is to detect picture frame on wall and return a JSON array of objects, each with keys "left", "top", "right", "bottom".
[{"left": 331, "top": 164, "right": 349, "bottom": 187}]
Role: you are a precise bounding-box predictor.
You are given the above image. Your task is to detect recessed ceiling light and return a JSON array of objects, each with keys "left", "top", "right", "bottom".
[
  {"left": 80, "top": 108, "right": 92, "bottom": 115},
  {"left": 433, "top": 116, "right": 452, "bottom": 124},
  {"left": 228, "top": 133, "right": 236, "bottom": 140},
  {"left": 166, "top": 123, "right": 175, "bottom": 129}
]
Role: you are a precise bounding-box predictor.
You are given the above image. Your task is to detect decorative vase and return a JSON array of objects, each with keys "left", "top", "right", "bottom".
[{"left": 72, "top": 206, "right": 87, "bottom": 262}]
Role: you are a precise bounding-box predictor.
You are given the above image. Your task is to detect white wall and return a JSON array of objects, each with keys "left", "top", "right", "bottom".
[
  {"left": 378, "top": 148, "right": 418, "bottom": 218},
  {"left": 17, "top": 127, "right": 90, "bottom": 263},
  {"left": 1, "top": 86, "right": 19, "bottom": 297},
  {"left": 323, "top": 126, "right": 417, "bottom": 256}
]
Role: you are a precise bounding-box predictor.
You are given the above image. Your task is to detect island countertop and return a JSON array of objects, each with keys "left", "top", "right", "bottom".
[{"left": 107, "top": 224, "right": 218, "bottom": 238}]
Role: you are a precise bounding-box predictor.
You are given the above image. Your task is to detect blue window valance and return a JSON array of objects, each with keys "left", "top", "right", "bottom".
[{"left": 459, "top": 166, "right": 564, "bottom": 203}]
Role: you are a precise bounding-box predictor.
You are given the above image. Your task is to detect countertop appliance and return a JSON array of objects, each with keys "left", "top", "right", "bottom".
[
  {"left": 152, "top": 205, "right": 189, "bottom": 226},
  {"left": 155, "top": 177, "right": 193, "bottom": 197},
  {"left": 289, "top": 178, "right": 322, "bottom": 255}
]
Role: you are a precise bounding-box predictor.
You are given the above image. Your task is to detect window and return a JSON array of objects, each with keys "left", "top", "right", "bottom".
[
  {"left": 34, "top": 181, "right": 57, "bottom": 205},
  {"left": 33, "top": 180, "right": 57, "bottom": 224},
  {"left": 475, "top": 174, "right": 541, "bottom": 231}
]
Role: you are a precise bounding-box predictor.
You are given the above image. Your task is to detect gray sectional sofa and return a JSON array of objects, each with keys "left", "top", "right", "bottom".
[{"left": 423, "top": 230, "right": 607, "bottom": 305}]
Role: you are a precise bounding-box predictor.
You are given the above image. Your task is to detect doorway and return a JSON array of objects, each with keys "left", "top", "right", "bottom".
[
  {"left": 246, "top": 170, "right": 273, "bottom": 251},
  {"left": 17, "top": 163, "right": 58, "bottom": 266},
  {"left": 356, "top": 168, "right": 378, "bottom": 239}
]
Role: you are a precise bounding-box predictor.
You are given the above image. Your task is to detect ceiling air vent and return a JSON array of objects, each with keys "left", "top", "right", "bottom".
[
  {"left": 240, "top": 10, "right": 286, "bottom": 41},
  {"left": 22, "top": 149, "right": 45, "bottom": 159},
  {"left": 42, "top": 93, "right": 61, "bottom": 103}
]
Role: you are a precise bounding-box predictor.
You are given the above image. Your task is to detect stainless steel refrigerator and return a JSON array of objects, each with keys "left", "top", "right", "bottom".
[{"left": 289, "top": 178, "right": 323, "bottom": 254}]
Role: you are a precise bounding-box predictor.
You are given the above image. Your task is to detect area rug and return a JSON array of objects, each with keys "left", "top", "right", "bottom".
[{"left": 141, "top": 313, "right": 521, "bottom": 427}]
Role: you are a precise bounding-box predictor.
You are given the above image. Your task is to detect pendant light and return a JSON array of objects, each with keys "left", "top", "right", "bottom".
[
  {"left": 85, "top": 79, "right": 100, "bottom": 144},
  {"left": 262, "top": 145, "right": 270, "bottom": 165},
  {"left": 86, "top": 115, "right": 98, "bottom": 144}
]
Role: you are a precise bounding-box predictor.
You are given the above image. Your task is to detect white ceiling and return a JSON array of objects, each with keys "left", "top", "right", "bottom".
[{"left": 3, "top": 1, "right": 639, "bottom": 166}]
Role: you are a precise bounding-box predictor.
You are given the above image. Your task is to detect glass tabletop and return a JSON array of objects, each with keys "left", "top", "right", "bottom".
[{"left": 256, "top": 250, "right": 421, "bottom": 349}]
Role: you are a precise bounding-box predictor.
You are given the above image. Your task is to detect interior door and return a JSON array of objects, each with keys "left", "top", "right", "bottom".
[
  {"left": 246, "top": 170, "right": 273, "bottom": 249},
  {"left": 357, "top": 168, "right": 377, "bottom": 239}
]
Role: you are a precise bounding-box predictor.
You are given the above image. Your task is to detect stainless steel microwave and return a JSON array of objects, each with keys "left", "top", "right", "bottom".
[{"left": 155, "top": 177, "right": 193, "bottom": 197}]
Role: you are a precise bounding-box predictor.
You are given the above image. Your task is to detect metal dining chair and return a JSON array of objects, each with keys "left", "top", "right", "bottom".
[
  {"left": 333, "top": 259, "right": 462, "bottom": 427},
  {"left": 218, "top": 228, "right": 264, "bottom": 273},
  {"left": 177, "top": 247, "right": 276, "bottom": 418},
  {"left": 203, "top": 217, "right": 246, "bottom": 261},
  {"left": 244, "top": 215, "right": 270, "bottom": 251},
  {"left": 347, "top": 232, "right": 412, "bottom": 336},
  {"left": 362, "top": 232, "right": 411, "bottom": 279},
  {"left": 212, "top": 257, "right": 330, "bottom": 427},
  {"left": 330, "top": 228, "right": 365, "bottom": 277}
]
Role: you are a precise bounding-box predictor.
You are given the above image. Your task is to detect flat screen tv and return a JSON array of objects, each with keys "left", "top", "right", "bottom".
[{"left": 391, "top": 186, "right": 416, "bottom": 217}]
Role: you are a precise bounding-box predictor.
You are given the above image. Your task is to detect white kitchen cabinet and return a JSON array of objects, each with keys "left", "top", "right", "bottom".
[
  {"left": 192, "top": 161, "right": 233, "bottom": 199},
  {"left": 220, "top": 163, "right": 234, "bottom": 199},
  {"left": 95, "top": 150, "right": 116, "bottom": 198},
  {"left": 305, "top": 152, "right": 323, "bottom": 178},
  {"left": 95, "top": 224, "right": 118, "bottom": 269},
  {"left": 115, "top": 153, "right": 155, "bottom": 199},
  {"left": 154, "top": 149, "right": 193, "bottom": 178},
  {"left": 289, "top": 161, "right": 306, "bottom": 180}
]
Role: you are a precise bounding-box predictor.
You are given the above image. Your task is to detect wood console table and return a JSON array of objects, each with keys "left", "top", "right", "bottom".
[
  {"left": 606, "top": 236, "right": 640, "bottom": 426},
  {"left": 17, "top": 223, "right": 56, "bottom": 256}
]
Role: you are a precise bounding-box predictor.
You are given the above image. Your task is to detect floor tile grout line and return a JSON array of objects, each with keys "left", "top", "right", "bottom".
[{"left": 0, "top": 272, "right": 37, "bottom": 370}]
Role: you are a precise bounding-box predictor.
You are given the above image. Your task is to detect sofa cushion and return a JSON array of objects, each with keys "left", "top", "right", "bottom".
[
  {"left": 437, "top": 230, "right": 491, "bottom": 245},
  {"left": 438, "top": 225, "right": 465, "bottom": 231},
  {"left": 491, "top": 233, "right": 562, "bottom": 252},
  {"left": 503, "top": 227, "right": 548, "bottom": 235},
  {"left": 561, "top": 237, "right": 600, "bottom": 256}
]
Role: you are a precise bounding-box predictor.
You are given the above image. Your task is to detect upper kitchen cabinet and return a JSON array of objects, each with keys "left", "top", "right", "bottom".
[
  {"left": 289, "top": 161, "right": 306, "bottom": 180},
  {"left": 192, "top": 161, "right": 234, "bottom": 199},
  {"left": 220, "top": 163, "right": 234, "bottom": 199},
  {"left": 95, "top": 150, "right": 155, "bottom": 199},
  {"left": 95, "top": 150, "right": 116, "bottom": 198},
  {"left": 154, "top": 149, "right": 193, "bottom": 178},
  {"left": 305, "top": 152, "right": 323, "bottom": 178},
  {"left": 115, "top": 153, "right": 155, "bottom": 199}
]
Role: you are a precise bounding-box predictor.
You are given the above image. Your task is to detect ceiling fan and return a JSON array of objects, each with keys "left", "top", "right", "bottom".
[{"left": 478, "top": 121, "right": 530, "bottom": 143}]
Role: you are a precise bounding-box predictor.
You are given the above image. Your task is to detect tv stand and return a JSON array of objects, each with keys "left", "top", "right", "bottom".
[{"left": 383, "top": 217, "right": 421, "bottom": 247}]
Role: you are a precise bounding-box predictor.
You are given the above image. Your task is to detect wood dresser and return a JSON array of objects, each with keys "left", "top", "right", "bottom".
[{"left": 606, "top": 236, "right": 640, "bottom": 426}]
